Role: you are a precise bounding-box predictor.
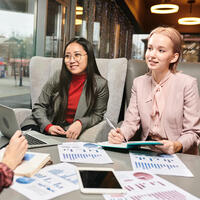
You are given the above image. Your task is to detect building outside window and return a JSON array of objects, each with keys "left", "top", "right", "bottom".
[{"left": 0, "top": 0, "right": 35, "bottom": 108}]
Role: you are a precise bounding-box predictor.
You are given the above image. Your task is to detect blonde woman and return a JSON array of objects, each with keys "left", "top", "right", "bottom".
[{"left": 108, "top": 26, "right": 200, "bottom": 155}]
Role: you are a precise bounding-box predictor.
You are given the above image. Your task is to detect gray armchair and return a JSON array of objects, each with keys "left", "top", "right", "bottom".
[{"left": 14, "top": 56, "right": 127, "bottom": 142}]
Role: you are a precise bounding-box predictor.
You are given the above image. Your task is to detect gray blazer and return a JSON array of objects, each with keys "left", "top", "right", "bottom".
[{"left": 21, "top": 70, "right": 109, "bottom": 134}]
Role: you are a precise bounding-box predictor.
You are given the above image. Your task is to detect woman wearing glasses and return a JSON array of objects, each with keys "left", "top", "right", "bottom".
[{"left": 21, "top": 38, "right": 109, "bottom": 139}]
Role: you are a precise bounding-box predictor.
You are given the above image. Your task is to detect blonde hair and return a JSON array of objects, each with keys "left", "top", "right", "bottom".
[{"left": 148, "top": 26, "right": 183, "bottom": 73}]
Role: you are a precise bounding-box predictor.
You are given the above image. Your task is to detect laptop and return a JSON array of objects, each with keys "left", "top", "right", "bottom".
[{"left": 0, "top": 104, "right": 62, "bottom": 149}]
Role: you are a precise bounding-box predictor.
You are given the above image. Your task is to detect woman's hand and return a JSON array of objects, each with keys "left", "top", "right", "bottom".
[
  {"left": 48, "top": 125, "right": 66, "bottom": 136},
  {"left": 65, "top": 121, "right": 82, "bottom": 139},
  {"left": 108, "top": 128, "right": 125, "bottom": 144},
  {"left": 150, "top": 140, "right": 183, "bottom": 154},
  {"left": 2, "top": 130, "right": 28, "bottom": 170}
]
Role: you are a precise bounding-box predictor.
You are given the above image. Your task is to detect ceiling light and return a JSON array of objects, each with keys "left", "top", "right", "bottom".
[
  {"left": 75, "top": 19, "right": 82, "bottom": 25},
  {"left": 76, "top": 11, "right": 83, "bottom": 15},
  {"left": 178, "top": 0, "right": 200, "bottom": 25},
  {"left": 150, "top": 4, "right": 179, "bottom": 14},
  {"left": 178, "top": 17, "right": 200, "bottom": 25},
  {"left": 76, "top": 6, "right": 83, "bottom": 15},
  {"left": 76, "top": 6, "right": 83, "bottom": 11}
]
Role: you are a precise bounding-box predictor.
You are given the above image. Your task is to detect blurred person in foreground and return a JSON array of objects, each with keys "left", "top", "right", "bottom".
[{"left": 0, "top": 131, "right": 28, "bottom": 192}]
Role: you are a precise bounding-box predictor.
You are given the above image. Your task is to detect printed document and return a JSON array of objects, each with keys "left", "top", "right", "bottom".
[
  {"left": 129, "top": 150, "right": 193, "bottom": 177},
  {"left": 58, "top": 142, "right": 113, "bottom": 164},
  {"left": 104, "top": 171, "right": 199, "bottom": 200},
  {"left": 11, "top": 163, "right": 79, "bottom": 200}
]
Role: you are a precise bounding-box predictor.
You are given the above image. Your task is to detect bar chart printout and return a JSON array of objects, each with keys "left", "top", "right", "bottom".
[
  {"left": 129, "top": 151, "right": 193, "bottom": 177},
  {"left": 11, "top": 163, "right": 79, "bottom": 200},
  {"left": 58, "top": 142, "right": 113, "bottom": 164},
  {"left": 103, "top": 171, "right": 199, "bottom": 200}
]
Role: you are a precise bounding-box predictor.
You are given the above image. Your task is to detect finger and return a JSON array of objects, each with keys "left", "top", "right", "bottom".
[
  {"left": 66, "top": 130, "right": 72, "bottom": 138},
  {"left": 116, "top": 128, "right": 122, "bottom": 134},
  {"left": 113, "top": 137, "right": 124, "bottom": 143},
  {"left": 10, "top": 130, "right": 22, "bottom": 142},
  {"left": 108, "top": 136, "right": 116, "bottom": 143},
  {"left": 110, "top": 129, "right": 119, "bottom": 137},
  {"left": 53, "top": 127, "right": 65, "bottom": 135},
  {"left": 19, "top": 135, "right": 27, "bottom": 143},
  {"left": 73, "top": 132, "right": 80, "bottom": 139},
  {"left": 109, "top": 130, "right": 120, "bottom": 141},
  {"left": 108, "top": 131, "right": 115, "bottom": 138},
  {"left": 110, "top": 137, "right": 122, "bottom": 144},
  {"left": 69, "top": 131, "right": 76, "bottom": 139},
  {"left": 56, "top": 126, "right": 65, "bottom": 134},
  {"left": 13, "top": 130, "right": 23, "bottom": 138},
  {"left": 71, "top": 133, "right": 77, "bottom": 139},
  {"left": 108, "top": 131, "right": 116, "bottom": 140},
  {"left": 109, "top": 134, "right": 123, "bottom": 144},
  {"left": 149, "top": 146, "right": 162, "bottom": 153},
  {"left": 74, "top": 134, "right": 78, "bottom": 139},
  {"left": 50, "top": 131, "right": 59, "bottom": 136}
]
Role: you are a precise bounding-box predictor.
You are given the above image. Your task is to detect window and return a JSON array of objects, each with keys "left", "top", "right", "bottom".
[{"left": 0, "top": 0, "right": 35, "bottom": 108}]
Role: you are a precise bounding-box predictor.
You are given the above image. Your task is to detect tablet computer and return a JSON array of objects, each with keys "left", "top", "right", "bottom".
[{"left": 77, "top": 167, "right": 125, "bottom": 194}]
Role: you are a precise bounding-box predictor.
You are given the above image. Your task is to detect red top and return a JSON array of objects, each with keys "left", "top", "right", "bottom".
[
  {"left": 45, "top": 73, "right": 86, "bottom": 132},
  {"left": 65, "top": 73, "right": 86, "bottom": 123},
  {"left": 0, "top": 162, "right": 14, "bottom": 192}
]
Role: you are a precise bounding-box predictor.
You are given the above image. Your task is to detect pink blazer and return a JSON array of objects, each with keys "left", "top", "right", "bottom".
[{"left": 121, "top": 72, "right": 200, "bottom": 154}]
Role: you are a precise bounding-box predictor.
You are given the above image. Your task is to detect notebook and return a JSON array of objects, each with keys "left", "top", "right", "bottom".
[
  {"left": 98, "top": 141, "right": 163, "bottom": 149},
  {"left": 0, "top": 104, "right": 62, "bottom": 149},
  {"left": 0, "top": 148, "right": 51, "bottom": 177}
]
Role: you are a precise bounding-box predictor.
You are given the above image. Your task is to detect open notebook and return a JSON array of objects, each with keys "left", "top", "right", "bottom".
[
  {"left": 0, "top": 148, "right": 51, "bottom": 177},
  {"left": 98, "top": 141, "right": 163, "bottom": 149}
]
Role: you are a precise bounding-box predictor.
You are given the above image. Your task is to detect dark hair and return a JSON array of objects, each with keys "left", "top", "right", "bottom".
[{"left": 54, "top": 37, "right": 101, "bottom": 123}]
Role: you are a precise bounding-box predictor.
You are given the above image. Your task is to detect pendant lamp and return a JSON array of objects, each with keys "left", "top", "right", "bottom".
[
  {"left": 150, "top": 1, "right": 179, "bottom": 14},
  {"left": 178, "top": 0, "right": 200, "bottom": 25}
]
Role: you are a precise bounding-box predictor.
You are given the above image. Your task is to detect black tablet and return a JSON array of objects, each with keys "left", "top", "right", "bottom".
[{"left": 77, "top": 167, "right": 125, "bottom": 194}]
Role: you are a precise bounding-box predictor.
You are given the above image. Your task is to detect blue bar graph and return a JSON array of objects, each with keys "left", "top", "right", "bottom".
[{"left": 58, "top": 145, "right": 113, "bottom": 164}]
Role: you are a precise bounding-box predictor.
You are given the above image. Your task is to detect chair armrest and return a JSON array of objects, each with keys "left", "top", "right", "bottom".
[
  {"left": 79, "top": 120, "right": 108, "bottom": 143},
  {"left": 13, "top": 108, "right": 32, "bottom": 126}
]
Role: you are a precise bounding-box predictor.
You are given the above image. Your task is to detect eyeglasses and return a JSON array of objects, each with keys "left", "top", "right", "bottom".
[{"left": 64, "top": 53, "right": 87, "bottom": 63}]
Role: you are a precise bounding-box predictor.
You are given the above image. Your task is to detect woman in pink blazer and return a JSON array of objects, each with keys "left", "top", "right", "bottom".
[{"left": 108, "top": 26, "right": 200, "bottom": 155}]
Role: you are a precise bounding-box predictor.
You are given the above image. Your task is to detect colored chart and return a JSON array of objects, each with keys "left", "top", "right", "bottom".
[
  {"left": 103, "top": 171, "right": 199, "bottom": 200},
  {"left": 129, "top": 151, "right": 193, "bottom": 177},
  {"left": 58, "top": 144, "right": 113, "bottom": 164}
]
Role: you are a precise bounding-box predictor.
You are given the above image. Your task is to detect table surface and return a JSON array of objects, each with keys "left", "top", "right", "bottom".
[{"left": 1, "top": 136, "right": 200, "bottom": 200}]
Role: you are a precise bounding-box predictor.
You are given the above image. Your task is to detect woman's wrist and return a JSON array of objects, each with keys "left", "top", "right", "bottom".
[
  {"left": 174, "top": 141, "right": 183, "bottom": 153},
  {"left": 2, "top": 158, "right": 14, "bottom": 170}
]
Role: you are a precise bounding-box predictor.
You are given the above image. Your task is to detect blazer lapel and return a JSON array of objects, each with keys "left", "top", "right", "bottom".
[
  {"left": 74, "top": 83, "right": 88, "bottom": 120},
  {"left": 145, "top": 77, "right": 152, "bottom": 103}
]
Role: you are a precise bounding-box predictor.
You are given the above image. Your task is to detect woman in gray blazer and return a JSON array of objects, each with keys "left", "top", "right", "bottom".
[{"left": 21, "top": 38, "right": 109, "bottom": 139}]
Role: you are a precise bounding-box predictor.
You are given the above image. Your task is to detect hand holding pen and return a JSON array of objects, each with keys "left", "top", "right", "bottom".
[{"left": 105, "top": 117, "right": 126, "bottom": 144}]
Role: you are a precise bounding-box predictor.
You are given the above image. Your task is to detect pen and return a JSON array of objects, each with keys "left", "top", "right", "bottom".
[
  {"left": 105, "top": 117, "right": 126, "bottom": 142},
  {"left": 105, "top": 117, "right": 117, "bottom": 131}
]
